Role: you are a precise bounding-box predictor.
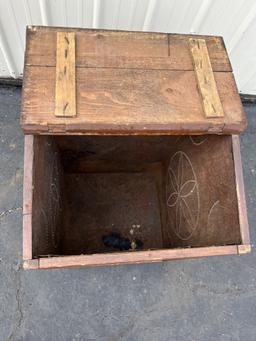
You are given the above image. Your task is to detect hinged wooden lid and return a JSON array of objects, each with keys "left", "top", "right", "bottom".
[{"left": 21, "top": 26, "right": 246, "bottom": 135}]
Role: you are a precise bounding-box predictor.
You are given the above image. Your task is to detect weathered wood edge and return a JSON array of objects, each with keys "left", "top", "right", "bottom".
[
  {"left": 26, "top": 25, "right": 226, "bottom": 40},
  {"left": 27, "top": 246, "right": 238, "bottom": 270},
  {"left": 23, "top": 135, "right": 34, "bottom": 260},
  {"left": 20, "top": 120, "right": 247, "bottom": 136},
  {"left": 232, "top": 135, "right": 251, "bottom": 251}
]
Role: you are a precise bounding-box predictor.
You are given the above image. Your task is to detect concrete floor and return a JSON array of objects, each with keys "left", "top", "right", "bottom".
[{"left": 0, "top": 85, "right": 256, "bottom": 341}]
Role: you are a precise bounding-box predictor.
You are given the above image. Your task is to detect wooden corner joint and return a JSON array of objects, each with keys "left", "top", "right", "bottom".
[
  {"left": 237, "top": 244, "right": 252, "bottom": 255},
  {"left": 55, "top": 31, "right": 76, "bottom": 118},
  {"left": 23, "top": 259, "right": 39, "bottom": 270},
  {"left": 189, "top": 38, "right": 224, "bottom": 119}
]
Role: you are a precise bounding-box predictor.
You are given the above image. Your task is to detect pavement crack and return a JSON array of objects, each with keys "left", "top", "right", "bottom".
[
  {"left": 0, "top": 207, "right": 22, "bottom": 219},
  {"left": 7, "top": 266, "right": 23, "bottom": 341}
]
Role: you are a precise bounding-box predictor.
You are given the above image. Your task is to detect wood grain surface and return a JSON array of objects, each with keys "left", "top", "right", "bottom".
[
  {"left": 189, "top": 38, "right": 224, "bottom": 118},
  {"left": 55, "top": 32, "right": 76, "bottom": 117},
  {"left": 23, "top": 135, "right": 34, "bottom": 260},
  {"left": 21, "top": 66, "right": 246, "bottom": 134},
  {"left": 21, "top": 26, "right": 246, "bottom": 135},
  {"left": 25, "top": 26, "right": 231, "bottom": 71},
  {"left": 37, "top": 245, "right": 238, "bottom": 269},
  {"left": 56, "top": 135, "right": 242, "bottom": 253},
  {"left": 61, "top": 172, "right": 163, "bottom": 254},
  {"left": 232, "top": 135, "right": 250, "bottom": 245},
  {"left": 31, "top": 136, "right": 63, "bottom": 257},
  {"left": 163, "top": 135, "right": 241, "bottom": 248}
]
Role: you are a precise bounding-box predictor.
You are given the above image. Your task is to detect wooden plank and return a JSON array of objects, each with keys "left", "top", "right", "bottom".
[
  {"left": 21, "top": 66, "right": 246, "bottom": 135},
  {"left": 163, "top": 135, "right": 241, "bottom": 248},
  {"left": 61, "top": 173, "right": 163, "bottom": 254},
  {"left": 232, "top": 135, "right": 250, "bottom": 245},
  {"left": 55, "top": 32, "right": 76, "bottom": 117},
  {"left": 31, "top": 136, "right": 63, "bottom": 257},
  {"left": 23, "top": 135, "right": 34, "bottom": 260},
  {"left": 189, "top": 38, "right": 224, "bottom": 118},
  {"left": 38, "top": 246, "right": 238, "bottom": 269},
  {"left": 25, "top": 26, "right": 232, "bottom": 72}
]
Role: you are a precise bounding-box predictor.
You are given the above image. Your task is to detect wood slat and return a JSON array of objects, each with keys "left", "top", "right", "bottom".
[
  {"left": 38, "top": 246, "right": 238, "bottom": 269},
  {"left": 55, "top": 32, "right": 76, "bottom": 117},
  {"left": 189, "top": 38, "right": 224, "bottom": 118},
  {"left": 21, "top": 66, "right": 246, "bottom": 134},
  {"left": 31, "top": 136, "right": 63, "bottom": 257},
  {"left": 25, "top": 26, "right": 232, "bottom": 72},
  {"left": 23, "top": 135, "right": 34, "bottom": 260},
  {"left": 232, "top": 135, "right": 250, "bottom": 245}
]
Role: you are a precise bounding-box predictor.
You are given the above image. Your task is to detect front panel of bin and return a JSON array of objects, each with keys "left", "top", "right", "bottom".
[
  {"left": 21, "top": 27, "right": 250, "bottom": 270},
  {"left": 21, "top": 26, "right": 246, "bottom": 135}
]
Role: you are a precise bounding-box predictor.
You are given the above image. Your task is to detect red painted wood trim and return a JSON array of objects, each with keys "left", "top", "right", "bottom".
[
  {"left": 23, "top": 135, "right": 34, "bottom": 260},
  {"left": 232, "top": 135, "right": 250, "bottom": 245},
  {"left": 37, "top": 246, "right": 238, "bottom": 269}
]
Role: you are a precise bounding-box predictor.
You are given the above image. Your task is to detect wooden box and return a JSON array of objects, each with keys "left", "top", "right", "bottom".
[{"left": 21, "top": 27, "right": 250, "bottom": 270}]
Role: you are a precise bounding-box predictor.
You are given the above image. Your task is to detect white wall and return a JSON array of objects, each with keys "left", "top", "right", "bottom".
[{"left": 0, "top": 0, "right": 256, "bottom": 94}]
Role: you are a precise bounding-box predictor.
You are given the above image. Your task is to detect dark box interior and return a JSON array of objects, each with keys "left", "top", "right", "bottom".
[{"left": 31, "top": 135, "right": 241, "bottom": 258}]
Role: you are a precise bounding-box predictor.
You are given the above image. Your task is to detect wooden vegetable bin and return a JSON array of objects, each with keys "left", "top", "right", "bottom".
[{"left": 21, "top": 26, "right": 250, "bottom": 270}]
